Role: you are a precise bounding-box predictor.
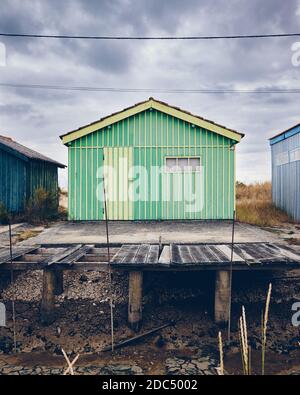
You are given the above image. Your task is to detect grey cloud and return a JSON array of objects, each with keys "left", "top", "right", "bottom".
[{"left": 0, "top": 0, "right": 300, "bottom": 185}]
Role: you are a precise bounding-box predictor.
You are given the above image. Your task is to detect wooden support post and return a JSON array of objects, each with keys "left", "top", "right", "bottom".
[
  {"left": 40, "top": 269, "right": 56, "bottom": 325},
  {"left": 128, "top": 271, "right": 143, "bottom": 331},
  {"left": 54, "top": 270, "right": 64, "bottom": 295},
  {"left": 214, "top": 270, "right": 230, "bottom": 325}
]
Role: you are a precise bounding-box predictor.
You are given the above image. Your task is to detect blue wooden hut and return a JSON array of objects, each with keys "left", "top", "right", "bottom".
[{"left": 0, "top": 135, "right": 65, "bottom": 214}]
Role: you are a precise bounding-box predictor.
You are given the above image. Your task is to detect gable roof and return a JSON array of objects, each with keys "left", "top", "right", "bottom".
[
  {"left": 269, "top": 122, "right": 300, "bottom": 146},
  {"left": 60, "top": 97, "right": 244, "bottom": 145},
  {"left": 0, "top": 135, "right": 66, "bottom": 168}
]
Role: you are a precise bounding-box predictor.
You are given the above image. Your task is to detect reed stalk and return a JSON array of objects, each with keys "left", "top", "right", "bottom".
[
  {"left": 262, "top": 283, "right": 272, "bottom": 375},
  {"left": 239, "top": 306, "right": 250, "bottom": 375},
  {"left": 218, "top": 331, "right": 224, "bottom": 375}
]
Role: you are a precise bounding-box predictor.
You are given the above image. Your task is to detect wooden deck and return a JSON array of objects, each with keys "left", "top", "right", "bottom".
[
  {"left": 1, "top": 242, "right": 299, "bottom": 328},
  {"left": 111, "top": 242, "right": 300, "bottom": 270},
  {"left": 0, "top": 242, "right": 300, "bottom": 271}
]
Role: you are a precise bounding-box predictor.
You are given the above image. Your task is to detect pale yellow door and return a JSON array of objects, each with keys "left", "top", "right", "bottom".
[{"left": 103, "top": 147, "right": 133, "bottom": 220}]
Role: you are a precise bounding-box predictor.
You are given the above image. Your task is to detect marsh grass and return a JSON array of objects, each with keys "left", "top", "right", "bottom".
[
  {"left": 261, "top": 283, "right": 272, "bottom": 375},
  {"left": 218, "top": 283, "right": 272, "bottom": 375},
  {"left": 239, "top": 306, "right": 250, "bottom": 375},
  {"left": 236, "top": 182, "right": 289, "bottom": 227},
  {"left": 218, "top": 331, "right": 224, "bottom": 375}
]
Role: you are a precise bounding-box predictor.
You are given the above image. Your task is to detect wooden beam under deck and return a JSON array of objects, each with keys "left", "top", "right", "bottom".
[{"left": 128, "top": 271, "right": 143, "bottom": 331}]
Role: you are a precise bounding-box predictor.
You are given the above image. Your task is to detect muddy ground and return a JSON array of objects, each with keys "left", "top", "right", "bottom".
[
  {"left": 0, "top": 268, "right": 300, "bottom": 375},
  {"left": 0, "top": 222, "right": 300, "bottom": 375}
]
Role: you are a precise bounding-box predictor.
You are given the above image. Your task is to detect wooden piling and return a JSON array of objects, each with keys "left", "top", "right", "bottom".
[
  {"left": 214, "top": 270, "right": 230, "bottom": 324},
  {"left": 54, "top": 270, "right": 64, "bottom": 295},
  {"left": 40, "top": 269, "right": 56, "bottom": 325},
  {"left": 128, "top": 271, "right": 143, "bottom": 331}
]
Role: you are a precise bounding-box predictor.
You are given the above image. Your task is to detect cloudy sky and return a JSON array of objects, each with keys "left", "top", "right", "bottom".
[{"left": 0, "top": 0, "right": 300, "bottom": 187}]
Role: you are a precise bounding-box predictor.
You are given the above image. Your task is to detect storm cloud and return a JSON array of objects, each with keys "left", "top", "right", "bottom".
[{"left": 0, "top": 0, "right": 300, "bottom": 186}]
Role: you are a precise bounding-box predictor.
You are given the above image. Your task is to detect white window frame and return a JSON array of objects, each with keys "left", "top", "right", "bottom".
[
  {"left": 290, "top": 148, "right": 300, "bottom": 163},
  {"left": 165, "top": 156, "right": 201, "bottom": 173},
  {"left": 275, "top": 151, "right": 289, "bottom": 166}
]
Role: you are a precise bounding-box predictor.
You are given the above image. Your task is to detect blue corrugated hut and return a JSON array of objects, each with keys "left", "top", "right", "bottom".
[
  {"left": 269, "top": 123, "right": 300, "bottom": 222},
  {"left": 0, "top": 135, "right": 65, "bottom": 214}
]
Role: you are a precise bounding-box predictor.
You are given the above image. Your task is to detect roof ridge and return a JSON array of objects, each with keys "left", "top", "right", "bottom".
[{"left": 60, "top": 97, "right": 244, "bottom": 144}]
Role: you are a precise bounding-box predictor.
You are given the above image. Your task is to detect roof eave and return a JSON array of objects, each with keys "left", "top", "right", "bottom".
[
  {"left": 0, "top": 141, "right": 29, "bottom": 162},
  {"left": 269, "top": 122, "right": 300, "bottom": 145},
  {"left": 32, "top": 158, "right": 66, "bottom": 168}
]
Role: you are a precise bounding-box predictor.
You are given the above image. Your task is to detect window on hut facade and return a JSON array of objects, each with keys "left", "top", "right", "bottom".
[{"left": 165, "top": 157, "right": 201, "bottom": 172}]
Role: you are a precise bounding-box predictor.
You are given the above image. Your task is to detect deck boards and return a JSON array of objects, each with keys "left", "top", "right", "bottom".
[
  {"left": 58, "top": 245, "right": 93, "bottom": 265},
  {"left": 111, "top": 244, "right": 159, "bottom": 265},
  {"left": 47, "top": 244, "right": 82, "bottom": 265},
  {"left": 0, "top": 246, "right": 39, "bottom": 264},
  {"left": 0, "top": 242, "right": 300, "bottom": 271},
  {"left": 110, "top": 242, "right": 300, "bottom": 268}
]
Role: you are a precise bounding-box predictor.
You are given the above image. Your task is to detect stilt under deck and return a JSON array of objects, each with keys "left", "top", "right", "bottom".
[{"left": 0, "top": 242, "right": 300, "bottom": 330}]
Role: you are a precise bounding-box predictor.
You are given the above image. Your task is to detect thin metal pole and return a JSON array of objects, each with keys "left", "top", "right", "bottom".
[
  {"left": 227, "top": 209, "right": 235, "bottom": 342},
  {"left": 102, "top": 171, "right": 114, "bottom": 352},
  {"left": 8, "top": 220, "right": 17, "bottom": 353}
]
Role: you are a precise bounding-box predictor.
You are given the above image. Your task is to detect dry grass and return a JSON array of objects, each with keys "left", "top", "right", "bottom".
[
  {"left": 218, "top": 331, "right": 224, "bottom": 375},
  {"left": 261, "top": 283, "right": 272, "bottom": 375},
  {"left": 236, "top": 182, "right": 290, "bottom": 227},
  {"left": 17, "top": 230, "right": 41, "bottom": 242}
]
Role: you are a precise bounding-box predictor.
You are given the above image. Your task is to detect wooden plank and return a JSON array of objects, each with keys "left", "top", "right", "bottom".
[
  {"left": 268, "top": 243, "right": 300, "bottom": 261},
  {"left": 177, "top": 245, "right": 195, "bottom": 264},
  {"left": 199, "top": 245, "right": 220, "bottom": 262},
  {"left": 2, "top": 260, "right": 300, "bottom": 271},
  {"left": 158, "top": 246, "right": 171, "bottom": 265},
  {"left": 237, "top": 243, "right": 269, "bottom": 261},
  {"left": 232, "top": 244, "right": 255, "bottom": 262},
  {"left": 59, "top": 245, "right": 93, "bottom": 264},
  {"left": 128, "top": 271, "right": 143, "bottom": 331},
  {"left": 111, "top": 245, "right": 138, "bottom": 264},
  {"left": 54, "top": 271, "right": 64, "bottom": 295},
  {"left": 46, "top": 244, "right": 82, "bottom": 265},
  {"left": 171, "top": 244, "right": 180, "bottom": 264},
  {"left": 202, "top": 245, "right": 225, "bottom": 262},
  {"left": 189, "top": 245, "right": 209, "bottom": 263},
  {"left": 209, "top": 245, "right": 231, "bottom": 262},
  {"left": 147, "top": 245, "right": 159, "bottom": 264},
  {"left": 215, "top": 245, "right": 244, "bottom": 262},
  {"left": 126, "top": 245, "right": 142, "bottom": 263},
  {"left": 0, "top": 246, "right": 39, "bottom": 264},
  {"left": 22, "top": 254, "right": 48, "bottom": 262},
  {"left": 215, "top": 270, "right": 230, "bottom": 324},
  {"left": 134, "top": 244, "right": 150, "bottom": 264},
  {"left": 254, "top": 243, "right": 280, "bottom": 259},
  {"left": 40, "top": 269, "right": 56, "bottom": 325}
]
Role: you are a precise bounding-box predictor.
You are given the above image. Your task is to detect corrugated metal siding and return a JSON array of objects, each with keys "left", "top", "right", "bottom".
[
  {"left": 103, "top": 147, "right": 133, "bottom": 220},
  {"left": 68, "top": 109, "right": 235, "bottom": 220},
  {"left": 68, "top": 135, "right": 103, "bottom": 220},
  {"left": 271, "top": 131, "right": 300, "bottom": 221},
  {"left": 27, "top": 161, "right": 59, "bottom": 207},
  {"left": 0, "top": 148, "right": 59, "bottom": 214},
  {"left": 0, "top": 148, "right": 27, "bottom": 212}
]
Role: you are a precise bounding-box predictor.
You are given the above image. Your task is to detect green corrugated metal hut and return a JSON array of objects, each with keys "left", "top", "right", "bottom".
[
  {"left": 61, "top": 98, "right": 244, "bottom": 220},
  {"left": 0, "top": 135, "right": 65, "bottom": 214}
]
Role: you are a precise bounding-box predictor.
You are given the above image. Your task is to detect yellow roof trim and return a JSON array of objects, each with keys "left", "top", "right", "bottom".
[{"left": 61, "top": 98, "right": 243, "bottom": 144}]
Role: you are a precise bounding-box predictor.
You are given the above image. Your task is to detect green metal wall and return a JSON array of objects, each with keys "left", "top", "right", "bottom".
[{"left": 68, "top": 108, "right": 235, "bottom": 220}]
